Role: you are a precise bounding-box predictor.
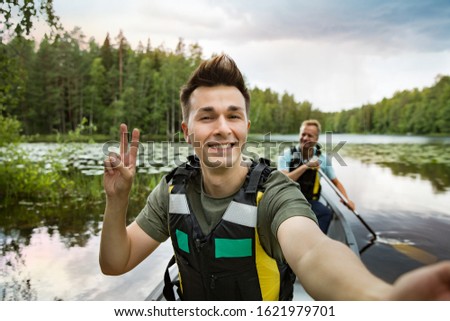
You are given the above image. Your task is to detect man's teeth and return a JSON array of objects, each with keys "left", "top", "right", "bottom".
[{"left": 210, "top": 144, "right": 232, "bottom": 148}]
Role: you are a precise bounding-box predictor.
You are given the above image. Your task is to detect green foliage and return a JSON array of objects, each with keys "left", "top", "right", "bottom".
[
  {"left": 0, "top": 0, "right": 61, "bottom": 39},
  {"left": 0, "top": 115, "right": 22, "bottom": 146},
  {"left": 129, "top": 172, "right": 165, "bottom": 205},
  {"left": 67, "top": 117, "right": 97, "bottom": 142},
  {"left": 2, "top": 25, "right": 449, "bottom": 136},
  {"left": 0, "top": 140, "right": 165, "bottom": 206},
  {"left": 319, "top": 76, "right": 450, "bottom": 134},
  {"left": 0, "top": 145, "right": 74, "bottom": 203},
  {"left": 63, "top": 170, "right": 104, "bottom": 202},
  {"left": 3, "top": 31, "right": 201, "bottom": 139}
]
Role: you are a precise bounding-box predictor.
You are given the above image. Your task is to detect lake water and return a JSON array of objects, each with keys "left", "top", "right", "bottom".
[{"left": 1, "top": 134, "right": 450, "bottom": 300}]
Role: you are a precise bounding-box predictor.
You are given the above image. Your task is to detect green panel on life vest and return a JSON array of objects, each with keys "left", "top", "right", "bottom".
[{"left": 215, "top": 238, "right": 252, "bottom": 258}]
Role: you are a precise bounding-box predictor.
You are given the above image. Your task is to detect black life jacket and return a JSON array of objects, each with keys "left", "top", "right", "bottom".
[
  {"left": 288, "top": 146, "right": 321, "bottom": 201},
  {"left": 163, "top": 156, "right": 295, "bottom": 301}
]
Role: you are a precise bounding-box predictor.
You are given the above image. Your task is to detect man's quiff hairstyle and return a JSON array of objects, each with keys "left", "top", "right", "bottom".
[
  {"left": 300, "top": 119, "right": 322, "bottom": 135},
  {"left": 179, "top": 54, "right": 250, "bottom": 122}
]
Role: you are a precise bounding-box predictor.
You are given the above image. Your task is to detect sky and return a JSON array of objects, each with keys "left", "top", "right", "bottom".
[{"left": 32, "top": 0, "right": 450, "bottom": 112}]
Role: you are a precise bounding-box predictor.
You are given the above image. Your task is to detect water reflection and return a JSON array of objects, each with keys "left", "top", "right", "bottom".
[
  {"left": 379, "top": 162, "right": 450, "bottom": 193},
  {"left": 1, "top": 232, "right": 38, "bottom": 300},
  {"left": 1, "top": 200, "right": 174, "bottom": 300},
  {"left": 341, "top": 143, "right": 450, "bottom": 192},
  {"left": 0, "top": 203, "right": 103, "bottom": 300}
]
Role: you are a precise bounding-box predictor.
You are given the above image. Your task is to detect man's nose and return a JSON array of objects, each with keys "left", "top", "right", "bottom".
[{"left": 214, "top": 116, "right": 231, "bottom": 135}]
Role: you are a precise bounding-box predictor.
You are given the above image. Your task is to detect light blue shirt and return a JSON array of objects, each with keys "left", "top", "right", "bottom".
[{"left": 277, "top": 146, "right": 336, "bottom": 180}]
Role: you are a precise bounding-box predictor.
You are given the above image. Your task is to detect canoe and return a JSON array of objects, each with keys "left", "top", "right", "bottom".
[{"left": 145, "top": 173, "right": 375, "bottom": 301}]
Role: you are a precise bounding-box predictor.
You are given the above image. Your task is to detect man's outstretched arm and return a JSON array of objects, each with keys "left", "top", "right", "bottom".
[{"left": 278, "top": 216, "right": 450, "bottom": 300}]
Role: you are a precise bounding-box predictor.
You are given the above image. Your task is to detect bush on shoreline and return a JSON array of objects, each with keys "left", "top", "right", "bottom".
[{"left": 0, "top": 144, "right": 163, "bottom": 207}]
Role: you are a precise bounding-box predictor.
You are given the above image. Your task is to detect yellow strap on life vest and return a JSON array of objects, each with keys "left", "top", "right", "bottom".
[
  {"left": 256, "top": 191, "right": 264, "bottom": 205},
  {"left": 254, "top": 190, "right": 280, "bottom": 300},
  {"left": 255, "top": 231, "right": 280, "bottom": 300},
  {"left": 312, "top": 169, "right": 321, "bottom": 200}
]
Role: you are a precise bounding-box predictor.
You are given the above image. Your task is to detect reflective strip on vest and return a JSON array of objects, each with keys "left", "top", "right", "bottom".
[
  {"left": 169, "top": 194, "right": 190, "bottom": 215},
  {"left": 222, "top": 201, "right": 257, "bottom": 227}
]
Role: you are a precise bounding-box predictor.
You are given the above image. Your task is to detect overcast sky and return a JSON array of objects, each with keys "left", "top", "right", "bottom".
[{"left": 33, "top": 0, "right": 450, "bottom": 112}]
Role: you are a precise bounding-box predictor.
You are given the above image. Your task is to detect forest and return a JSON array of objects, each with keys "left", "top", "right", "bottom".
[{"left": 1, "top": 28, "right": 450, "bottom": 142}]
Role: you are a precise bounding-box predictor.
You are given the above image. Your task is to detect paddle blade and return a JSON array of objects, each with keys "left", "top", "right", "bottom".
[{"left": 390, "top": 243, "right": 438, "bottom": 265}]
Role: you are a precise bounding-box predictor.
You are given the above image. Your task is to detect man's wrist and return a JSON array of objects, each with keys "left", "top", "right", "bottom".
[{"left": 105, "top": 196, "right": 129, "bottom": 214}]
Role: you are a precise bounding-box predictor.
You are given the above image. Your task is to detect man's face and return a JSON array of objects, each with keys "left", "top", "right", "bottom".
[
  {"left": 181, "top": 85, "right": 250, "bottom": 169},
  {"left": 299, "top": 124, "right": 319, "bottom": 152}
]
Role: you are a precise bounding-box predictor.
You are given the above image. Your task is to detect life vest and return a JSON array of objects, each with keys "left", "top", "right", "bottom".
[
  {"left": 288, "top": 147, "right": 321, "bottom": 201},
  {"left": 163, "top": 156, "right": 295, "bottom": 301}
]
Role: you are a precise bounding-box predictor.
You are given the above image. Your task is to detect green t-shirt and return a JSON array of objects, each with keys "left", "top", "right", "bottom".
[{"left": 135, "top": 169, "right": 317, "bottom": 262}]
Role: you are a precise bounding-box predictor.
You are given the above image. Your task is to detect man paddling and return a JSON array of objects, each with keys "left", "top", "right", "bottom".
[{"left": 278, "top": 119, "right": 355, "bottom": 233}]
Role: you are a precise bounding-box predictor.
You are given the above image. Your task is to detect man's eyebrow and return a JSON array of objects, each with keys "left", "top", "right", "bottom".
[
  {"left": 228, "top": 105, "right": 245, "bottom": 112},
  {"left": 197, "top": 105, "right": 245, "bottom": 112},
  {"left": 197, "top": 106, "right": 214, "bottom": 113}
]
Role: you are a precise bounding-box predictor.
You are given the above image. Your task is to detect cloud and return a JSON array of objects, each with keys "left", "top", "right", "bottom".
[
  {"left": 54, "top": 0, "right": 450, "bottom": 52},
  {"left": 210, "top": 0, "right": 450, "bottom": 52}
]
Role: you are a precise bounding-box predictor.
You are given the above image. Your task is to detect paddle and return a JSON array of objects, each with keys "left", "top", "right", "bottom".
[
  {"left": 317, "top": 168, "right": 438, "bottom": 265},
  {"left": 317, "top": 168, "right": 377, "bottom": 242}
]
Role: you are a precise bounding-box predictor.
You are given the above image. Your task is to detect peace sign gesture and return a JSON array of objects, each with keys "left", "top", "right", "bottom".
[{"left": 103, "top": 124, "right": 140, "bottom": 199}]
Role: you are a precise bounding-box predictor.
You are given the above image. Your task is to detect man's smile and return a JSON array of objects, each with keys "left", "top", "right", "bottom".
[{"left": 206, "top": 142, "right": 237, "bottom": 152}]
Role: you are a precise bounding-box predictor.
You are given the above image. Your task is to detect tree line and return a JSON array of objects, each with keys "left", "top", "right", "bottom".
[
  {"left": 1, "top": 29, "right": 449, "bottom": 140},
  {"left": 248, "top": 75, "right": 449, "bottom": 135}
]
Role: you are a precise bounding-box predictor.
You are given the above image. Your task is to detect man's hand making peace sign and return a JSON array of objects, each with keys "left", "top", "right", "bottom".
[{"left": 104, "top": 123, "right": 140, "bottom": 199}]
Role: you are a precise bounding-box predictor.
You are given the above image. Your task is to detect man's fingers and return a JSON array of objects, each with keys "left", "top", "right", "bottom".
[
  {"left": 131, "top": 127, "right": 140, "bottom": 142},
  {"left": 104, "top": 158, "right": 114, "bottom": 175},
  {"left": 104, "top": 152, "right": 136, "bottom": 180},
  {"left": 129, "top": 128, "right": 141, "bottom": 164},
  {"left": 339, "top": 199, "right": 355, "bottom": 211},
  {"left": 119, "top": 123, "right": 128, "bottom": 159},
  {"left": 118, "top": 124, "right": 140, "bottom": 167},
  {"left": 110, "top": 153, "right": 122, "bottom": 167},
  {"left": 104, "top": 153, "right": 120, "bottom": 174}
]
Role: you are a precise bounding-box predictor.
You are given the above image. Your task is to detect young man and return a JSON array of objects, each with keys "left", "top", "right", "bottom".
[
  {"left": 100, "top": 54, "right": 450, "bottom": 301},
  {"left": 278, "top": 119, "right": 355, "bottom": 233}
]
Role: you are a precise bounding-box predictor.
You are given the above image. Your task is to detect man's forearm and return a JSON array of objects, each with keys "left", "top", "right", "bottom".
[
  {"left": 99, "top": 197, "right": 132, "bottom": 275},
  {"left": 279, "top": 217, "right": 392, "bottom": 300},
  {"left": 336, "top": 182, "right": 349, "bottom": 199},
  {"left": 283, "top": 164, "right": 308, "bottom": 181},
  {"left": 297, "top": 238, "right": 392, "bottom": 300}
]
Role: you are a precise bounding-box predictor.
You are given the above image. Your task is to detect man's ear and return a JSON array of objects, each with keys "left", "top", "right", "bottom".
[
  {"left": 181, "top": 122, "right": 191, "bottom": 144},
  {"left": 247, "top": 120, "right": 251, "bottom": 130}
]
